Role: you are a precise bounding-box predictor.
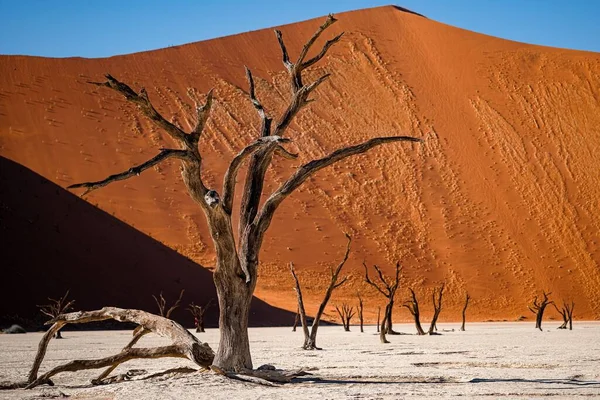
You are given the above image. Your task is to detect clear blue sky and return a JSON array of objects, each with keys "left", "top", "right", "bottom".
[{"left": 1, "top": 1, "right": 599, "bottom": 58}]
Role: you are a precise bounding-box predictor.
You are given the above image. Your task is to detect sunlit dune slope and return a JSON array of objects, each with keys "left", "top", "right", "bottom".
[{"left": 1, "top": 5, "right": 599, "bottom": 322}]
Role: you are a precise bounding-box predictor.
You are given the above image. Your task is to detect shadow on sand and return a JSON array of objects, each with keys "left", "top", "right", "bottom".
[{"left": 0, "top": 156, "right": 294, "bottom": 328}]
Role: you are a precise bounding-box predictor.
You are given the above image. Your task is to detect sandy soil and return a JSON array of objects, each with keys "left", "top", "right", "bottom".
[
  {"left": 1, "top": 5, "right": 600, "bottom": 322},
  {"left": 1, "top": 323, "right": 599, "bottom": 399}
]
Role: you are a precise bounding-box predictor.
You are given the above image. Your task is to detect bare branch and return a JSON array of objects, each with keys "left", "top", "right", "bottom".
[
  {"left": 253, "top": 135, "right": 422, "bottom": 245},
  {"left": 191, "top": 89, "right": 214, "bottom": 140},
  {"left": 222, "top": 136, "right": 290, "bottom": 214},
  {"left": 275, "top": 145, "right": 299, "bottom": 159},
  {"left": 363, "top": 261, "right": 389, "bottom": 298},
  {"left": 296, "top": 14, "right": 338, "bottom": 66},
  {"left": 90, "top": 74, "right": 188, "bottom": 144},
  {"left": 302, "top": 32, "right": 344, "bottom": 70},
  {"left": 274, "top": 30, "right": 293, "bottom": 70},
  {"left": 244, "top": 67, "right": 272, "bottom": 137},
  {"left": 68, "top": 149, "right": 189, "bottom": 196}
]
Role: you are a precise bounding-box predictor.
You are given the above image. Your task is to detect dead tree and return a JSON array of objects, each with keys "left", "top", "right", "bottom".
[
  {"left": 357, "top": 292, "right": 364, "bottom": 333},
  {"left": 187, "top": 299, "right": 214, "bottom": 333},
  {"left": 94, "top": 289, "right": 185, "bottom": 384},
  {"left": 2, "top": 308, "right": 214, "bottom": 389},
  {"left": 292, "top": 307, "right": 300, "bottom": 332},
  {"left": 335, "top": 304, "right": 355, "bottom": 331},
  {"left": 403, "top": 288, "right": 426, "bottom": 335},
  {"left": 460, "top": 292, "right": 471, "bottom": 331},
  {"left": 376, "top": 307, "right": 380, "bottom": 333},
  {"left": 37, "top": 290, "right": 75, "bottom": 339},
  {"left": 67, "top": 14, "right": 421, "bottom": 371},
  {"left": 289, "top": 233, "right": 351, "bottom": 350},
  {"left": 427, "top": 284, "right": 445, "bottom": 335},
  {"left": 363, "top": 261, "right": 401, "bottom": 343},
  {"left": 553, "top": 301, "right": 574, "bottom": 330},
  {"left": 528, "top": 291, "right": 553, "bottom": 331}
]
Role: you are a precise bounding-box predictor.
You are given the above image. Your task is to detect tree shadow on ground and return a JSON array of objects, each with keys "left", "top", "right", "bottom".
[{"left": 469, "top": 377, "right": 600, "bottom": 387}]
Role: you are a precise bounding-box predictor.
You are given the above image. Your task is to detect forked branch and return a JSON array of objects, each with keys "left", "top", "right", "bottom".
[{"left": 254, "top": 136, "right": 422, "bottom": 246}]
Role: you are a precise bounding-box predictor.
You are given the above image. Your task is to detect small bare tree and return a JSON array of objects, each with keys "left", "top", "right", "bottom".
[
  {"left": 67, "top": 14, "right": 422, "bottom": 371},
  {"left": 289, "top": 234, "right": 351, "bottom": 350},
  {"left": 37, "top": 291, "right": 75, "bottom": 339},
  {"left": 364, "top": 262, "right": 401, "bottom": 343},
  {"left": 427, "top": 284, "right": 444, "bottom": 335},
  {"left": 376, "top": 306, "right": 381, "bottom": 333},
  {"left": 357, "top": 292, "right": 364, "bottom": 333},
  {"left": 460, "top": 292, "right": 471, "bottom": 331},
  {"left": 292, "top": 307, "right": 300, "bottom": 332},
  {"left": 335, "top": 304, "right": 355, "bottom": 331},
  {"left": 553, "top": 301, "right": 574, "bottom": 330},
  {"left": 403, "top": 288, "right": 425, "bottom": 335},
  {"left": 187, "top": 299, "right": 214, "bottom": 333},
  {"left": 528, "top": 291, "right": 553, "bottom": 331}
]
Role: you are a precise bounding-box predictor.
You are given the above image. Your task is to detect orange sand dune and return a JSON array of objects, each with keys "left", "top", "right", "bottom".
[{"left": 1, "top": 6, "right": 599, "bottom": 324}]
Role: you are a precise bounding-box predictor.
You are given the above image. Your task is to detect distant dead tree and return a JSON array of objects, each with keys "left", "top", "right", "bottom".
[
  {"left": 95, "top": 289, "right": 184, "bottom": 384},
  {"left": 357, "top": 292, "right": 364, "bottom": 333},
  {"left": 67, "top": 13, "right": 421, "bottom": 374},
  {"left": 552, "top": 301, "right": 574, "bottom": 330},
  {"left": 427, "top": 284, "right": 445, "bottom": 335},
  {"left": 37, "top": 290, "right": 75, "bottom": 339},
  {"left": 376, "top": 307, "right": 381, "bottom": 333},
  {"left": 403, "top": 288, "right": 426, "bottom": 335},
  {"left": 152, "top": 290, "right": 184, "bottom": 319},
  {"left": 290, "top": 234, "right": 351, "bottom": 350},
  {"left": 187, "top": 299, "right": 214, "bottom": 333},
  {"left": 460, "top": 292, "right": 471, "bottom": 331},
  {"left": 528, "top": 291, "right": 553, "bottom": 331},
  {"left": 292, "top": 307, "right": 300, "bottom": 332},
  {"left": 363, "top": 261, "right": 401, "bottom": 343},
  {"left": 335, "top": 304, "right": 355, "bottom": 331}
]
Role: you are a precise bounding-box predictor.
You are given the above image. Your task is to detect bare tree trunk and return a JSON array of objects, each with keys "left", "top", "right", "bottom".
[
  {"left": 292, "top": 307, "right": 299, "bottom": 332},
  {"left": 460, "top": 293, "right": 470, "bottom": 331},
  {"left": 363, "top": 262, "right": 402, "bottom": 342},
  {"left": 376, "top": 307, "right": 380, "bottom": 333},
  {"left": 403, "top": 288, "right": 425, "bottom": 335},
  {"left": 427, "top": 284, "right": 445, "bottom": 335},
  {"left": 290, "top": 234, "right": 351, "bottom": 349},
  {"left": 357, "top": 293, "right": 364, "bottom": 333},
  {"left": 529, "top": 291, "right": 552, "bottom": 331},
  {"left": 335, "top": 304, "right": 355, "bottom": 331},
  {"left": 379, "top": 303, "right": 391, "bottom": 343},
  {"left": 553, "top": 301, "right": 574, "bottom": 330}
]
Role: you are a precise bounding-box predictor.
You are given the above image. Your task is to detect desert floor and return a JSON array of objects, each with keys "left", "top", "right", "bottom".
[{"left": 1, "top": 322, "right": 599, "bottom": 399}]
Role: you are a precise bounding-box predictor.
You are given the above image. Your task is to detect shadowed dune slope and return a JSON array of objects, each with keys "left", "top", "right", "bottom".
[
  {"left": 1, "top": 6, "right": 599, "bottom": 321},
  {"left": 0, "top": 156, "right": 294, "bottom": 327}
]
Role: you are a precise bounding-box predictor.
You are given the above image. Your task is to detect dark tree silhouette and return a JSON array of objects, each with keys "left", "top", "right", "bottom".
[
  {"left": 403, "top": 288, "right": 425, "bottom": 335},
  {"left": 290, "top": 234, "right": 351, "bottom": 349},
  {"left": 528, "top": 291, "right": 553, "bottom": 331},
  {"left": 427, "top": 284, "right": 445, "bottom": 335},
  {"left": 363, "top": 261, "right": 401, "bottom": 343},
  {"left": 188, "top": 299, "right": 214, "bottom": 333},
  {"left": 357, "top": 292, "right": 364, "bottom": 333},
  {"left": 37, "top": 290, "right": 75, "bottom": 339},
  {"left": 553, "top": 300, "right": 574, "bottom": 330},
  {"left": 335, "top": 304, "right": 355, "bottom": 331},
  {"left": 460, "top": 292, "right": 471, "bottom": 331}
]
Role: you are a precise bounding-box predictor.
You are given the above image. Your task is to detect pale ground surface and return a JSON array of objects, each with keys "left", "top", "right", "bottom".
[{"left": 1, "top": 322, "right": 599, "bottom": 399}]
